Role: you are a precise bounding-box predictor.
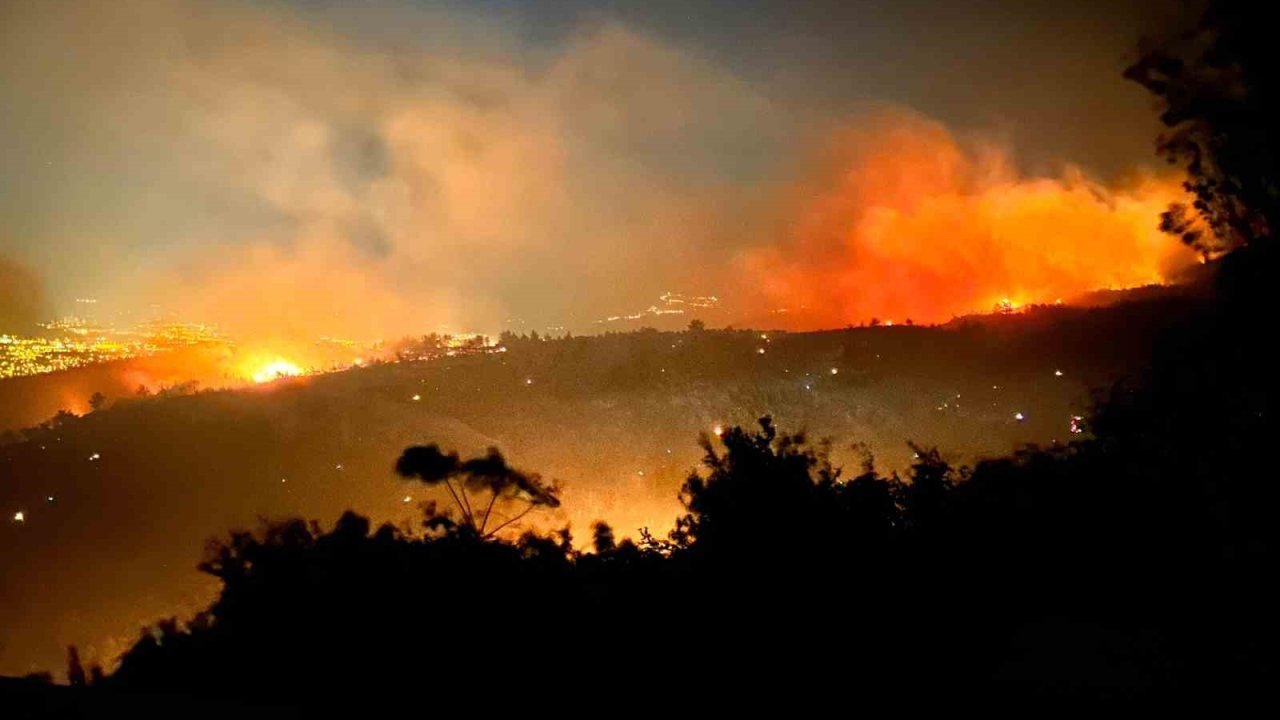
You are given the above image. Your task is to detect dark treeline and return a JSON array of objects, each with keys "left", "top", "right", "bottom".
[
  {"left": 8, "top": 0, "right": 1280, "bottom": 710},
  {"left": 83, "top": 228, "right": 1280, "bottom": 704},
  {"left": 88, "top": 338, "right": 1274, "bottom": 704}
]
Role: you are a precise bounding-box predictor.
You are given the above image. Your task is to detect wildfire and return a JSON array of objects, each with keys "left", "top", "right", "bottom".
[
  {"left": 250, "top": 359, "right": 303, "bottom": 384},
  {"left": 739, "top": 110, "right": 1201, "bottom": 328}
]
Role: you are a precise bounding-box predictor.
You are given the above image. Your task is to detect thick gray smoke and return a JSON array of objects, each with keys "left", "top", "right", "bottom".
[{"left": 0, "top": 0, "right": 787, "bottom": 339}]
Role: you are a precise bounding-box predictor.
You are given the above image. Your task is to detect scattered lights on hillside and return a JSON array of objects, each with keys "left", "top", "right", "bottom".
[{"left": 1070, "top": 416, "right": 1084, "bottom": 434}]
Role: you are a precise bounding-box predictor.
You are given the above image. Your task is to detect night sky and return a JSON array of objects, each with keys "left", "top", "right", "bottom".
[{"left": 2, "top": 0, "right": 1192, "bottom": 338}]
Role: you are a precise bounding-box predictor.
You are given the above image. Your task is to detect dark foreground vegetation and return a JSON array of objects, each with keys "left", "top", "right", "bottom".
[
  {"left": 6, "top": 0, "right": 1279, "bottom": 711},
  {"left": 12, "top": 245, "right": 1275, "bottom": 708}
]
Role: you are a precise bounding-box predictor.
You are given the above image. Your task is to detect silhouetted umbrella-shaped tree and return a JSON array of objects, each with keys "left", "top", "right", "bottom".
[{"left": 395, "top": 444, "right": 560, "bottom": 537}]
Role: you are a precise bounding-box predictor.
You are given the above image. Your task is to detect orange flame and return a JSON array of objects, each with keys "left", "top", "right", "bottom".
[{"left": 739, "top": 111, "right": 1200, "bottom": 327}]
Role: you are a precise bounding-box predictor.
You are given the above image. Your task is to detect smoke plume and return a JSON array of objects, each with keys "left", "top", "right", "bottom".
[{"left": 735, "top": 111, "right": 1198, "bottom": 327}]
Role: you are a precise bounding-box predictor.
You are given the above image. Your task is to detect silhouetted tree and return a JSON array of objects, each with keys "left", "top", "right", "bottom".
[
  {"left": 899, "top": 443, "right": 956, "bottom": 532},
  {"left": 591, "top": 521, "right": 616, "bottom": 554},
  {"left": 1125, "top": 0, "right": 1277, "bottom": 258},
  {"left": 66, "top": 646, "right": 86, "bottom": 687},
  {"left": 42, "top": 409, "right": 78, "bottom": 430},
  {"left": 394, "top": 444, "right": 560, "bottom": 537}
]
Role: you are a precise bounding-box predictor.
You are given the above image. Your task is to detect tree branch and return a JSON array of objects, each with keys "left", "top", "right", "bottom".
[
  {"left": 457, "top": 483, "right": 475, "bottom": 527},
  {"left": 484, "top": 503, "right": 536, "bottom": 538},
  {"left": 479, "top": 490, "right": 500, "bottom": 535},
  {"left": 441, "top": 479, "right": 472, "bottom": 529}
]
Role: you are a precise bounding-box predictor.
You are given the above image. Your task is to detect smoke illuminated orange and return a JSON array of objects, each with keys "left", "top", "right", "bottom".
[{"left": 739, "top": 111, "right": 1201, "bottom": 327}]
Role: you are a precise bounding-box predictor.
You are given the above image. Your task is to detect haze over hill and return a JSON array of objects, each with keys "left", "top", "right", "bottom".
[
  {"left": 0, "top": 295, "right": 1200, "bottom": 675},
  {"left": 2, "top": 0, "right": 1200, "bottom": 349}
]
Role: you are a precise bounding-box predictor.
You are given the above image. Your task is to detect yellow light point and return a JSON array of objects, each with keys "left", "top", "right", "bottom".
[
  {"left": 411, "top": 394, "right": 421, "bottom": 401},
  {"left": 252, "top": 359, "right": 303, "bottom": 384},
  {"left": 13, "top": 511, "right": 24, "bottom": 523},
  {"left": 712, "top": 424, "right": 724, "bottom": 437},
  {"left": 830, "top": 367, "right": 839, "bottom": 375}
]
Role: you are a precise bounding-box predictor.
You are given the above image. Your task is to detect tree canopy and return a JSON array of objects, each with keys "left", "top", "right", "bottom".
[{"left": 1126, "top": 1, "right": 1278, "bottom": 259}]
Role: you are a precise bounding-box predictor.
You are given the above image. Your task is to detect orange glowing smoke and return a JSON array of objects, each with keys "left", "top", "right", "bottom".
[{"left": 739, "top": 111, "right": 1201, "bottom": 327}]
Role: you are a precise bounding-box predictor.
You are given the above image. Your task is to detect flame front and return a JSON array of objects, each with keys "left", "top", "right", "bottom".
[
  {"left": 250, "top": 359, "right": 303, "bottom": 384},
  {"left": 739, "top": 111, "right": 1202, "bottom": 327}
]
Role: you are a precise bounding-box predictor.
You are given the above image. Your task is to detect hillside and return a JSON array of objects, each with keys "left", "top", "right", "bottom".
[{"left": 0, "top": 296, "right": 1199, "bottom": 676}]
